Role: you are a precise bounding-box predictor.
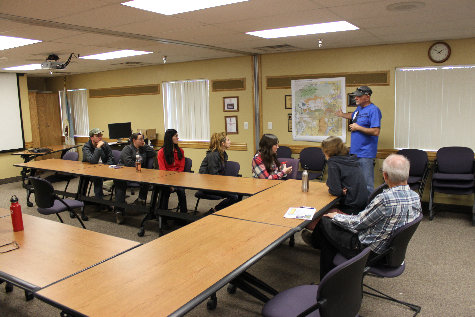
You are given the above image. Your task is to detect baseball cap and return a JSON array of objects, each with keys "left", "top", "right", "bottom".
[
  {"left": 89, "top": 128, "right": 103, "bottom": 137},
  {"left": 352, "top": 86, "right": 372, "bottom": 96}
]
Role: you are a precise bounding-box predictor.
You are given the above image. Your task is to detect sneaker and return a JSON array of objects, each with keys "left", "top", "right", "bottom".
[
  {"left": 115, "top": 212, "right": 125, "bottom": 224},
  {"left": 301, "top": 229, "right": 313, "bottom": 246}
]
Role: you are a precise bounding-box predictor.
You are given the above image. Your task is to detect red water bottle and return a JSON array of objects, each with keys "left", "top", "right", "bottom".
[{"left": 10, "top": 195, "right": 24, "bottom": 232}]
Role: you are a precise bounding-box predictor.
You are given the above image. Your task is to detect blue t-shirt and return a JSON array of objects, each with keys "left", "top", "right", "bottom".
[{"left": 349, "top": 103, "right": 382, "bottom": 158}]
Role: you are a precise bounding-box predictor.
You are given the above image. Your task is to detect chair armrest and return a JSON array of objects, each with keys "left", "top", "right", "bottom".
[{"left": 296, "top": 299, "right": 327, "bottom": 317}]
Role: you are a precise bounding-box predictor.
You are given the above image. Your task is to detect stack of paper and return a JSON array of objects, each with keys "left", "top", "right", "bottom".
[{"left": 284, "top": 207, "right": 316, "bottom": 220}]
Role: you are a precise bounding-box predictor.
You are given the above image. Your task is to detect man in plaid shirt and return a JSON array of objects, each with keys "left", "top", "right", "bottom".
[{"left": 311, "top": 154, "right": 421, "bottom": 280}]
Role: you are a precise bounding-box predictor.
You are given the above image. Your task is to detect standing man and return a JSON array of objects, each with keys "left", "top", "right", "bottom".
[
  {"left": 82, "top": 128, "right": 115, "bottom": 212},
  {"left": 336, "top": 86, "right": 381, "bottom": 196},
  {"left": 310, "top": 154, "right": 421, "bottom": 280}
]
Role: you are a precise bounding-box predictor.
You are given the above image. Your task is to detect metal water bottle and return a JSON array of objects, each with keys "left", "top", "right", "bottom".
[
  {"left": 301, "top": 166, "right": 309, "bottom": 192},
  {"left": 135, "top": 154, "right": 142, "bottom": 172},
  {"left": 10, "top": 195, "right": 24, "bottom": 232}
]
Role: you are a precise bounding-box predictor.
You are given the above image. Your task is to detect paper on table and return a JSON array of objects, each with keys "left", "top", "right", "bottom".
[{"left": 284, "top": 207, "right": 316, "bottom": 220}]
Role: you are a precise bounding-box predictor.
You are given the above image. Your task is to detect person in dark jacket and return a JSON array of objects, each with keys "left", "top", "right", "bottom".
[
  {"left": 82, "top": 128, "right": 115, "bottom": 212},
  {"left": 113, "top": 132, "right": 157, "bottom": 224},
  {"left": 198, "top": 132, "right": 238, "bottom": 215}
]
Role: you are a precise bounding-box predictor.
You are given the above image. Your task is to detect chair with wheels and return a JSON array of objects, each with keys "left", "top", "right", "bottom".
[
  {"left": 333, "top": 214, "right": 423, "bottom": 317},
  {"left": 296, "top": 147, "right": 326, "bottom": 182},
  {"left": 194, "top": 161, "right": 241, "bottom": 213},
  {"left": 397, "top": 149, "right": 430, "bottom": 198},
  {"left": 429, "top": 146, "right": 475, "bottom": 225},
  {"left": 276, "top": 145, "right": 292, "bottom": 159},
  {"left": 28, "top": 176, "right": 86, "bottom": 229},
  {"left": 261, "top": 247, "right": 371, "bottom": 317}
]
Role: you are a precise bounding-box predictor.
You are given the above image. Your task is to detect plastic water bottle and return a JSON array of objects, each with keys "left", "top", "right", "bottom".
[
  {"left": 10, "top": 195, "right": 24, "bottom": 232},
  {"left": 301, "top": 166, "right": 309, "bottom": 192},
  {"left": 135, "top": 154, "right": 142, "bottom": 172}
]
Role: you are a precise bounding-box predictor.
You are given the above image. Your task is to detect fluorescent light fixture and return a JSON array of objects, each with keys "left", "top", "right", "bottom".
[
  {"left": 247, "top": 21, "right": 359, "bottom": 39},
  {"left": 3, "top": 64, "right": 42, "bottom": 71},
  {"left": 0, "top": 35, "right": 41, "bottom": 51},
  {"left": 122, "top": 0, "right": 248, "bottom": 15},
  {"left": 79, "top": 50, "right": 152, "bottom": 60}
]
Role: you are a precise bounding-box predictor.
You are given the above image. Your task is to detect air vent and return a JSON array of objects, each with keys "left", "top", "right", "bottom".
[
  {"left": 253, "top": 44, "right": 300, "bottom": 52},
  {"left": 111, "top": 61, "right": 152, "bottom": 67}
]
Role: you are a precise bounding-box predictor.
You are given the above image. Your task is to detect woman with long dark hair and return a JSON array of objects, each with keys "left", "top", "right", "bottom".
[
  {"left": 252, "top": 134, "right": 292, "bottom": 180},
  {"left": 157, "top": 129, "right": 187, "bottom": 216}
]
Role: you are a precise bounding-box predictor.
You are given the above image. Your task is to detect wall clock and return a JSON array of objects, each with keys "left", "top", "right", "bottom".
[{"left": 428, "top": 42, "right": 451, "bottom": 63}]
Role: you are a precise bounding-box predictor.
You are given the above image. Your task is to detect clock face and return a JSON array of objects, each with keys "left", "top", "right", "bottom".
[{"left": 429, "top": 42, "right": 451, "bottom": 63}]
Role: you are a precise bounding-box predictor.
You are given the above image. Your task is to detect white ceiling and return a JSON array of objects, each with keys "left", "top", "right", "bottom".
[{"left": 0, "top": 0, "right": 474, "bottom": 77}]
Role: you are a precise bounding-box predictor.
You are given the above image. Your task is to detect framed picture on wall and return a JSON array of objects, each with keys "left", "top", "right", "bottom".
[
  {"left": 223, "top": 97, "right": 239, "bottom": 112},
  {"left": 288, "top": 113, "right": 292, "bottom": 132},
  {"left": 285, "top": 95, "right": 292, "bottom": 109},
  {"left": 225, "top": 116, "right": 238, "bottom": 134},
  {"left": 347, "top": 93, "right": 357, "bottom": 107}
]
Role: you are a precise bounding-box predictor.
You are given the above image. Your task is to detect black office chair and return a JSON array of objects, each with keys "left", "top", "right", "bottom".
[
  {"left": 397, "top": 149, "right": 431, "bottom": 198},
  {"left": 333, "top": 214, "right": 423, "bottom": 317},
  {"left": 367, "top": 183, "right": 389, "bottom": 205},
  {"left": 194, "top": 161, "right": 241, "bottom": 213},
  {"left": 296, "top": 147, "right": 326, "bottom": 182},
  {"left": 429, "top": 146, "right": 475, "bottom": 225},
  {"left": 261, "top": 248, "right": 371, "bottom": 317},
  {"left": 29, "top": 176, "right": 86, "bottom": 229},
  {"left": 276, "top": 145, "right": 292, "bottom": 159}
]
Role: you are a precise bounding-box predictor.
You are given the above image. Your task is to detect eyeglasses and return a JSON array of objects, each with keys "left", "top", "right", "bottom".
[
  {"left": 0, "top": 241, "right": 19, "bottom": 254},
  {"left": 356, "top": 88, "right": 370, "bottom": 95}
]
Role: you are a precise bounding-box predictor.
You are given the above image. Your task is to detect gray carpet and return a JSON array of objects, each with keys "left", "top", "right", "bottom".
[{"left": 1, "top": 175, "right": 474, "bottom": 317}]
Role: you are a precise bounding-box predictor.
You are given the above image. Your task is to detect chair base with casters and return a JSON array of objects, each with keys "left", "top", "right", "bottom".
[
  {"left": 0, "top": 279, "right": 34, "bottom": 301},
  {"left": 262, "top": 248, "right": 371, "bottom": 317}
]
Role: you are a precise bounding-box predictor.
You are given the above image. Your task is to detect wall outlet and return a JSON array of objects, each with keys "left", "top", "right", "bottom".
[
  {"left": 244, "top": 122, "right": 248, "bottom": 129},
  {"left": 268, "top": 122, "right": 272, "bottom": 129}
]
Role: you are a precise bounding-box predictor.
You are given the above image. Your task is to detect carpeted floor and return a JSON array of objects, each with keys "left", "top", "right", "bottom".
[{"left": 1, "top": 175, "right": 474, "bottom": 317}]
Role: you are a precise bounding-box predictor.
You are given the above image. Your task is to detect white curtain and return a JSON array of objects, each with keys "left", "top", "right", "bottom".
[
  {"left": 59, "top": 89, "right": 89, "bottom": 138},
  {"left": 162, "top": 79, "right": 210, "bottom": 141},
  {"left": 395, "top": 66, "right": 475, "bottom": 151}
]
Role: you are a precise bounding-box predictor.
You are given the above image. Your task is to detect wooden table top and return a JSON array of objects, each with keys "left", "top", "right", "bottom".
[
  {"left": 159, "top": 172, "right": 282, "bottom": 195},
  {"left": 0, "top": 209, "right": 10, "bottom": 218},
  {"left": 215, "top": 179, "right": 339, "bottom": 228},
  {"left": 12, "top": 144, "right": 81, "bottom": 156},
  {"left": 15, "top": 159, "right": 95, "bottom": 174},
  {"left": 0, "top": 212, "right": 140, "bottom": 290},
  {"left": 36, "top": 215, "right": 292, "bottom": 317}
]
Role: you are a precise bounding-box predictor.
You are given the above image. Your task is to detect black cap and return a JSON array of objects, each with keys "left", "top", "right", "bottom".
[{"left": 352, "top": 86, "right": 372, "bottom": 96}]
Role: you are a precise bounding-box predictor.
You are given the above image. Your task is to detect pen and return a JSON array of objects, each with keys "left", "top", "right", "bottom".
[{"left": 300, "top": 206, "right": 315, "bottom": 209}]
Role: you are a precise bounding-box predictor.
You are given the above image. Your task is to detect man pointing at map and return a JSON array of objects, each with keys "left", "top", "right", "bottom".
[{"left": 336, "top": 86, "right": 382, "bottom": 196}]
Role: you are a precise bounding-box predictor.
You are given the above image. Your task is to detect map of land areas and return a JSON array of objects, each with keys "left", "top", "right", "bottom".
[{"left": 291, "top": 77, "right": 346, "bottom": 142}]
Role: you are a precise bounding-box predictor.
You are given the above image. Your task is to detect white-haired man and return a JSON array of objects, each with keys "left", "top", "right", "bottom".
[{"left": 311, "top": 154, "right": 421, "bottom": 280}]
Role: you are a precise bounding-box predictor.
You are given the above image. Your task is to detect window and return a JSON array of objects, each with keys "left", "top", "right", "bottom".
[
  {"left": 59, "top": 89, "right": 89, "bottom": 138},
  {"left": 395, "top": 66, "right": 475, "bottom": 150},
  {"left": 162, "top": 79, "right": 210, "bottom": 141}
]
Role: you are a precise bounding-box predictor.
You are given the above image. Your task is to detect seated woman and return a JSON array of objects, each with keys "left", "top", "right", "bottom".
[
  {"left": 113, "top": 132, "right": 157, "bottom": 224},
  {"left": 301, "top": 136, "right": 367, "bottom": 244},
  {"left": 252, "top": 134, "right": 292, "bottom": 180},
  {"left": 198, "top": 132, "right": 239, "bottom": 215},
  {"left": 157, "top": 129, "right": 188, "bottom": 217}
]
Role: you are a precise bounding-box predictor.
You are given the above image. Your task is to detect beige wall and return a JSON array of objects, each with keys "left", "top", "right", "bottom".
[{"left": 6, "top": 38, "right": 475, "bottom": 205}]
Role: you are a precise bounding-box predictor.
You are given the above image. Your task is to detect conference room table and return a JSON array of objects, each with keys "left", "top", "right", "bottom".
[
  {"left": 0, "top": 211, "right": 141, "bottom": 300},
  {"left": 12, "top": 144, "right": 82, "bottom": 207}
]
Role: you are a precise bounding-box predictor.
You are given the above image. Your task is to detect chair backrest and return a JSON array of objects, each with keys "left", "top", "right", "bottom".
[
  {"left": 437, "top": 146, "right": 474, "bottom": 174},
  {"left": 299, "top": 147, "right": 325, "bottom": 171},
  {"left": 367, "top": 183, "right": 389, "bottom": 205},
  {"left": 144, "top": 156, "right": 154, "bottom": 169},
  {"left": 396, "top": 149, "right": 428, "bottom": 177},
  {"left": 278, "top": 157, "right": 299, "bottom": 180},
  {"left": 317, "top": 247, "right": 371, "bottom": 317},
  {"left": 224, "top": 161, "right": 240, "bottom": 177},
  {"left": 184, "top": 157, "right": 192, "bottom": 173},
  {"left": 62, "top": 151, "right": 79, "bottom": 161},
  {"left": 276, "top": 146, "right": 292, "bottom": 159},
  {"left": 384, "top": 213, "right": 423, "bottom": 267},
  {"left": 112, "top": 150, "right": 121, "bottom": 165},
  {"left": 28, "top": 177, "right": 56, "bottom": 208}
]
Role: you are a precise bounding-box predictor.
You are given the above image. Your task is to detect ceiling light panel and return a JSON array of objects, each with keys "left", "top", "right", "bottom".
[
  {"left": 79, "top": 50, "right": 152, "bottom": 60},
  {"left": 0, "top": 35, "right": 41, "bottom": 51},
  {"left": 3, "top": 64, "right": 42, "bottom": 71},
  {"left": 247, "top": 21, "right": 359, "bottom": 39},
  {"left": 121, "top": 0, "right": 248, "bottom": 15}
]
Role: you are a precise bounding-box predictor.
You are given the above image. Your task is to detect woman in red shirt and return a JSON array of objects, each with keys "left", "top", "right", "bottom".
[{"left": 157, "top": 129, "right": 187, "bottom": 216}]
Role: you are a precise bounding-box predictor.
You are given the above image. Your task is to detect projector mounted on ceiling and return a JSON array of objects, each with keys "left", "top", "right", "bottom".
[{"left": 41, "top": 53, "right": 79, "bottom": 70}]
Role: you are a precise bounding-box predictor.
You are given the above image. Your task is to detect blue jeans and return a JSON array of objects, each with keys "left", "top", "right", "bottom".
[{"left": 357, "top": 157, "right": 374, "bottom": 197}]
